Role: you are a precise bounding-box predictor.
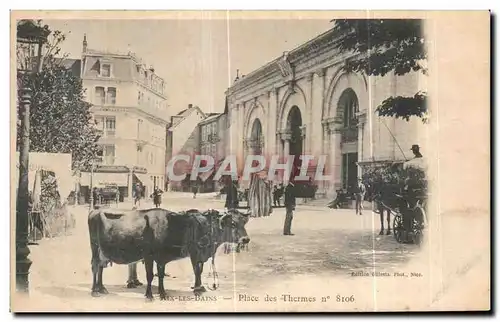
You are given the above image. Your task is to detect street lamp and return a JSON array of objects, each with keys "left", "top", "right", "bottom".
[{"left": 16, "top": 20, "right": 50, "bottom": 294}]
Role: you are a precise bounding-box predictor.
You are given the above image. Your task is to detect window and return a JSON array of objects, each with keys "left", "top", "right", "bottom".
[
  {"left": 101, "top": 64, "right": 111, "bottom": 77},
  {"left": 102, "top": 144, "right": 115, "bottom": 165},
  {"left": 105, "top": 117, "right": 116, "bottom": 130},
  {"left": 94, "top": 116, "right": 104, "bottom": 131},
  {"left": 95, "top": 87, "right": 105, "bottom": 105},
  {"left": 107, "top": 87, "right": 116, "bottom": 105},
  {"left": 137, "top": 91, "right": 141, "bottom": 105},
  {"left": 203, "top": 126, "right": 208, "bottom": 141},
  {"left": 147, "top": 97, "right": 151, "bottom": 107},
  {"left": 211, "top": 144, "right": 216, "bottom": 156}
]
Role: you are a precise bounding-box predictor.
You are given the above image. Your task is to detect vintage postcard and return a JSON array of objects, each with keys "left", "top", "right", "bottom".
[{"left": 10, "top": 10, "right": 490, "bottom": 312}]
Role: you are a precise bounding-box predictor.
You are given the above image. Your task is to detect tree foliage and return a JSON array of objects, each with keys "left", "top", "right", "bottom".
[
  {"left": 17, "top": 20, "right": 101, "bottom": 171},
  {"left": 332, "top": 19, "right": 428, "bottom": 122}
]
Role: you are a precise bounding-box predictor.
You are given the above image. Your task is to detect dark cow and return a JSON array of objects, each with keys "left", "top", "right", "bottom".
[{"left": 88, "top": 207, "right": 251, "bottom": 300}]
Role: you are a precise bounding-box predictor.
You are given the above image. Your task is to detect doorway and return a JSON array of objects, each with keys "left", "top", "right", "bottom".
[{"left": 342, "top": 152, "right": 358, "bottom": 194}]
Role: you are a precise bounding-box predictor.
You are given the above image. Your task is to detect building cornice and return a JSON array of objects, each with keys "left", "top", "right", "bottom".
[
  {"left": 226, "top": 28, "right": 344, "bottom": 97},
  {"left": 135, "top": 80, "right": 168, "bottom": 100},
  {"left": 91, "top": 105, "right": 169, "bottom": 125}
]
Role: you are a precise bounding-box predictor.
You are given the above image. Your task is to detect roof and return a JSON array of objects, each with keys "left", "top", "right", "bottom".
[
  {"left": 52, "top": 58, "right": 81, "bottom": 77},
  {"left": 198, "top": 113, "right": 223, "bottom": 125},
  {"left": 170, "top": 105, "right": 206, "bottom": 128}
]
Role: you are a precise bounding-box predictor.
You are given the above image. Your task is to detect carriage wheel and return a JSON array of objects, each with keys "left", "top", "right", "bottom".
[
  {"left": 393, "top": 214, "right": 404, "bottom": 243},
  {"left": 411, "top": 207, "right": 426, "bottom": 247}
]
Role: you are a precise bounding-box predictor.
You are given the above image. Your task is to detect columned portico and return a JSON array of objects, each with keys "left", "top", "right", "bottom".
[{"left": 225, "top": 27, "right": 425, "bottom": 199}]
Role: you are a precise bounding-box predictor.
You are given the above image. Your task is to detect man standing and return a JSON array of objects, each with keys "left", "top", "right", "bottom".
[
  {"left": 402, "top": 144, "right": 427, "bottom": 242},
  {"left": 354, "top": 178, "right": 366, "bottom": 215},
  {"left": 272, "top": 185, "right": 279, "bottom": 207},
  {"left": 283, "top": 181, "right": 296, "bottom": 236},
  {"left": 224, "top": 179, "right": 238, "bottom": 210},
  {"left": 133, "top": 183, "right": 142, "bottom": 207}
]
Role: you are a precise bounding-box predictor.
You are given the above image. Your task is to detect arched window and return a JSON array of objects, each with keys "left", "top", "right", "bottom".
[{"left": 337, "top": 88, "right": 359, "bottom": 143}]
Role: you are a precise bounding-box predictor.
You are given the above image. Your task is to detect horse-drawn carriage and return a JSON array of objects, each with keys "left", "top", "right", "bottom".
[
  {"left": 95, "top": 184, "right": 120, "bottom": 206},
  {"left": 363, "top": 160, "right": 428, "bottom": 246}
]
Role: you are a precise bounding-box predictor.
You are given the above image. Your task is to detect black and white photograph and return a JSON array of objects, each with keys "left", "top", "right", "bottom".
[{"left": 10, "top": 10, "right": 490, "bottom": 312}]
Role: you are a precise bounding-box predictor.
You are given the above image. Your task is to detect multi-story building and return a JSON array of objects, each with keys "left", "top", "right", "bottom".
[
  {"left": 78, "top": 35, "right": 169, "bottom": 201},
  {"left": 226, "top": 24, "right": 428, "bottom": 198},
  {"left": 165, "top": 104, "right": 206, "bottom": 192},
  {"left": 198, "top": 112, "right": 228, "bottom": 192}
]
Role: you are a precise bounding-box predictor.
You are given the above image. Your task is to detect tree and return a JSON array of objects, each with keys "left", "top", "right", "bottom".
[
  {"left": 17, "top": 20, "right": 101, "bottom": 171},
  {"left": 332, "top": 19, "right": 428, "bottom": 122}
]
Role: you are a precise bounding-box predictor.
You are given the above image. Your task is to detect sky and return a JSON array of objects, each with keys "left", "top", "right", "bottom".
[{"left": 44, "top": 16, "right": 332, "bottom": 115}]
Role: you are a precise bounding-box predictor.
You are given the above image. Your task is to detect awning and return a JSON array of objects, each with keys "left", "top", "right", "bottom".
[
  {"left": 134, "top": 173, "right": 150, "bottom": 185},
  {"left": 80, "top": 172, "right": 129, "bottom": 187}
]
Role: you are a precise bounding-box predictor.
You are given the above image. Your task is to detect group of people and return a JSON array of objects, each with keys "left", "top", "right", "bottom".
[
  {"left": 133, "top": 183, "right": 164, "bottom": 208},
  {"left": 222, "top": 175, "right": 297, "bottom": 236}
]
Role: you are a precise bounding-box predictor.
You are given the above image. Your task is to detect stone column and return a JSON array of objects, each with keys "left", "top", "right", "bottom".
[
  {"left": 331, "top": 125, "right": 343, "bottom": 193},
  {"left": 237, "top": 103, "right": 245, "bottom": 172},
  {"left": 319, "top": 122, "right": 329, "bottom": 195},
  {"left": 313, "top": 68, "right": 327, "bottom": 158},
  {"left": 281, "top": 130, "right": 292, "bottom": 182},
  {"left": 300, "top": 125, "right": 306, "bottom": 156},
  {"left": 356, "top": 111, "right": 367, "bottom": 177}
]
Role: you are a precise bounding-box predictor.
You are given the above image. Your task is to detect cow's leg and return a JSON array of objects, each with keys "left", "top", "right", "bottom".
[
  {"left": 91, "top": 255, "right": 100, "bottom": 297},
  {"left": 127, "top": 263, "right": 143, "bottom": 288},
  {"left": 190, "top": 256, "right": 206, "bottom": 293},
  {"left": 157, "top": 262, "right": 166, "bottom": 300},
  {"left": 97, "top": 265, "right": 108, "bottom": 294},
  {"left": 144, "top": 258, "right": 154, "bottom": 301},
  {"left": 386, "top": 210, "right": 392, "bottom": 235}
]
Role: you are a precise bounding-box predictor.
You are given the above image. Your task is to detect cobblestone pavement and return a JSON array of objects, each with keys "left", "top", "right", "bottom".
[{"left": 13, "top": 194, "right": 490, "bottom": 312}]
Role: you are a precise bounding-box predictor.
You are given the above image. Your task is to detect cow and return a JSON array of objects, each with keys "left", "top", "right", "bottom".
[{"left": 88, "top": 207, "right": 251, "bottom": 301}]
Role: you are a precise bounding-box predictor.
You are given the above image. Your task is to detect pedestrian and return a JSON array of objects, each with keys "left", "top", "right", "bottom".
[
  {"left": 225, "top": 179, "right": 238, "bottom": 210},
  {"left": 283, "top": 181, "right": 296, "bottom": 236},
  {"left": 192, "top": 181, "right": 199, "bottom": 199},
  {"left": 273, "top": 185, "right": 280, "bottom": 207},
  {"left": 134, "top": 183, "right": 142, "bottom": 207},
  {"left": 151, "top": 186, "right": 163, "bottom": 208},
  {"left": 354, "top": 178, "right": 366, "bottom": 215}
]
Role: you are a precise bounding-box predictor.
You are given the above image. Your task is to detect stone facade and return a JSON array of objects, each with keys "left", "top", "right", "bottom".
[
  {"left": 226, "top": 28, "right": 427, "bottom": 198},
  {"left": 78, "top": 35, "right": 169, "bottom": 200}
]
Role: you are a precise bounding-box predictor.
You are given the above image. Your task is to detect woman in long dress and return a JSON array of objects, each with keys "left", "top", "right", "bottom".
[{"left": 248, "top": 171, "right": 273, "bottom": 218}]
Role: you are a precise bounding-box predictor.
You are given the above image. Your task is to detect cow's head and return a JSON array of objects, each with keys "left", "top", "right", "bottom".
[{"left": 204, "top": 209, "right": 251, "bottom": 247}]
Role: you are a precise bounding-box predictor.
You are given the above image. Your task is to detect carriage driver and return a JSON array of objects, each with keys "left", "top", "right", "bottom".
[{"left": 401, "top": 144, "right": 426, "bottom": 241}]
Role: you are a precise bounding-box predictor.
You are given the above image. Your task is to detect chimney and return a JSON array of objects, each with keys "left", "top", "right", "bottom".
[
  {"left": 234, "top": 69, "right": 240, "bottom": 83},
  {"left": 149, "top": 65, "right": 155, "bottom": 73},
  {"left": 82, "top": 34, "right": 88, "bottom": 53},
  {"left": 188, "top": 104, "right": 193, "bottom": 109}
]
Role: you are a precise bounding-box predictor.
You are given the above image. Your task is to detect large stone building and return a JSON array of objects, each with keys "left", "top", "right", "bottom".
[
  {"left": 78, "top": 35, "right": 169, "bottom": 200},
  {"left": 226, "top": 26, "right": 427, "bottom": 197}
]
